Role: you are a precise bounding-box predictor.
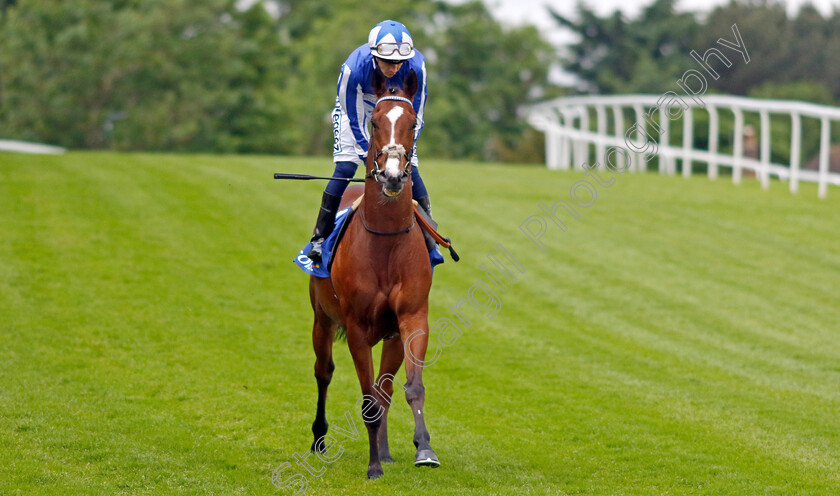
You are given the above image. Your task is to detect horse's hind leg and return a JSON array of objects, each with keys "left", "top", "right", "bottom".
[
  {"left": 311, "top": 314, "right": 335, "bottom": 453},
  {"left": 374, "top": 336, "right": 405, "bottom": 463}
]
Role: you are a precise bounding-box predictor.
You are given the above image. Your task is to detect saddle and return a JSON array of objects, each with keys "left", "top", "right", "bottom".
[
  {"left": 326, "top": 195, "right": 459, "bottom": 271},
  {"left": 295, "top": 196, "right": 457, "bottom": 278}
]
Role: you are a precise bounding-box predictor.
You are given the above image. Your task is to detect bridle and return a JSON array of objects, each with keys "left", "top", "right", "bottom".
[
  {"left": 365, "top": 96, "right": 415, "bottom": 183},
  {"left": 360, "top": 95, "right": 417, "bottom": 236}
]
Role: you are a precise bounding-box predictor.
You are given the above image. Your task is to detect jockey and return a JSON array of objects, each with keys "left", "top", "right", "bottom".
[{"left": 307, "top": 20, "right": 433, "bottom": 263}]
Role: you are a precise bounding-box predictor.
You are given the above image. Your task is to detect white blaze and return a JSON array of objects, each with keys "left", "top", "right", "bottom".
[{"left": 385, "top": 106, "right": 404, "bottom": 177}]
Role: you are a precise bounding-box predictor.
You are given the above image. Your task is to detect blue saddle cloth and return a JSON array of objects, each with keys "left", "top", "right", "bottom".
[{"left": 294, "top": 206, "right": 444, "bottom": 278}]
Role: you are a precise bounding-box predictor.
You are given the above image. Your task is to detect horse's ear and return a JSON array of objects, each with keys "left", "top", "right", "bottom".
[
  {"left": 373, "top": 67, "right": 387, "bottom": 98},
  {"left": 404, "top": 69, "right": 418, "bottom": 101}
]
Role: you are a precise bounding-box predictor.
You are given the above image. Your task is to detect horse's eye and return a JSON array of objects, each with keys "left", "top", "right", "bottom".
[{"left": 371, "top": 120, "right": 379, "bottom": 129}]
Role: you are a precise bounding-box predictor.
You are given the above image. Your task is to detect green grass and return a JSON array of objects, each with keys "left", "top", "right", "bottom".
[{"left": 1, "top": 152, "right": 839, "bottom": 495}]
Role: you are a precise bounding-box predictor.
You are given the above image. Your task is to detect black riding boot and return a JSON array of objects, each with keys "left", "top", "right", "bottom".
[
  {"left": 307, "top": 192, "right": 342, "bottom": 263},
  {"left": 415, "top": 195, "right": 437, "bottom": 253}
]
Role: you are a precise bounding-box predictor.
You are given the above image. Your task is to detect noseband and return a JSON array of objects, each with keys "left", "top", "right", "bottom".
[{"left": 365, "top": 96, "right": 415, "bottom": 183}]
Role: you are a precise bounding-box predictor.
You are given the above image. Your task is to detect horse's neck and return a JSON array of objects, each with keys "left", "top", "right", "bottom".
[{"left": 361, "top": 181, "right": 414, "bottom": 234}]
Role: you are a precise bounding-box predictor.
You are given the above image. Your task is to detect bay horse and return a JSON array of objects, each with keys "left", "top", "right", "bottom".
[{"left": 308, "top": 68, "right": 439, "bottom": 479}]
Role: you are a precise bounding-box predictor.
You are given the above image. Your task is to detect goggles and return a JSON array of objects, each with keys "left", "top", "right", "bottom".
[{"left": 375, "top": 42, "right": 412, "bottom": 57}]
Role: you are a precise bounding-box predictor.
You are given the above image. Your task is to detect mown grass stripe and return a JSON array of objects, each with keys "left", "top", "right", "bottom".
[{"left": 1, "top": 152, "right": 838, "bottom": 495}]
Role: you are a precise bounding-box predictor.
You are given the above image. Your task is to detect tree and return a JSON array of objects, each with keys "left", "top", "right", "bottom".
[
  {"left": 0, "top": 0, "right": 558, "bottom": 160},
  {"left": 0, "top": 0, "right": 18, "bottom": 106},
  {"left": 424, "top": 1, "right": 556, "bottom": 160},
  {"left": 550, "top": 0, "right": 701, "bottom": 94},
  {"left": 0, "top": 0, "right": 289, "bottom": 150},
  {"left": 696, "top": 0, "right": 791, "bottom": 96}
]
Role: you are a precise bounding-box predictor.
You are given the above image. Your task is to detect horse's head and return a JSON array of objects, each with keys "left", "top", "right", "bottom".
[{"left": 368, "top": 68, "right": 418, "bottom": 198}]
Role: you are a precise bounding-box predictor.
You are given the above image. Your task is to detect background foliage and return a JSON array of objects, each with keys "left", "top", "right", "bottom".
[
  {"left": 554, "top": 0, "right": 840, "bottom": 105},
  {"left": 0, "top": 0, "right": 555, "bottom": 160},
  {"left": 2, "top": 0, "right": 840, "bottom": 161},
  {"left": 553, "top": 0, "right": 840, "bottom": 165}
]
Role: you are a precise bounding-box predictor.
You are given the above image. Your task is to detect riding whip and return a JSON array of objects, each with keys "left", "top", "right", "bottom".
[{"left": 274, "top": 173, "right": 364, "bottom": 182}]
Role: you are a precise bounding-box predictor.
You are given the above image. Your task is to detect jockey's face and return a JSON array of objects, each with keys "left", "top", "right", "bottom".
[{"left": 375, "top": 58, "right": 403, "bottom": 79}]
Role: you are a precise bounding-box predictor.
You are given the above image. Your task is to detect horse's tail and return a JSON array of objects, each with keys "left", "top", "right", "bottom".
[{"left": 334, "top": 325, "right": 347, "bottom": 342}]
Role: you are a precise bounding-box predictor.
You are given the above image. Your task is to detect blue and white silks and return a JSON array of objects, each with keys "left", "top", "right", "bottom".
[{"left": 336, "top": 45, "right": 427, "bottom": 162}]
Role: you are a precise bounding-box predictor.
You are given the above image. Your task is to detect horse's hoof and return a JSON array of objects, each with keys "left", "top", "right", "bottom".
[
  {"left": 414, "top": 449, "right": 440, "bottom": 467},
  {"left": 310, "top": 439, "right": 326, "bottom": 454},
  {"left": 367, "top": 465, "right": 384, "bottom": 479}
]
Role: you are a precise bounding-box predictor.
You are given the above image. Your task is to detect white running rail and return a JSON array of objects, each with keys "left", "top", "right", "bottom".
[
  {"left": 0, "top": 140, "right": 66, "bottom": 155},
  {"left": 527, "top": 94, "right": 840, "bottom": 199}
]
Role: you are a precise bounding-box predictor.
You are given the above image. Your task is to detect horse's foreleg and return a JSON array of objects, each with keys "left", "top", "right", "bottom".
[
  {"left": 311, "top": 316, "right": 335, "bottom": 453},
  {"left": 374, "top": 336, "right": 405, "bottom": 463},
  {"left": 400, "top": 315, "right": 440, "bottom": 468},
  {"left": 347, "top": 326, "right": 385, "bottom": 479}
]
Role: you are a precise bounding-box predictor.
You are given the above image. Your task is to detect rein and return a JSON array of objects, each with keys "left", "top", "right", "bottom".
[
  {"left": 358, "top": 207, "right": 415, "bottom": 236},
  {"left": 365, "top": 96, "right": 415, "bottom": 183}
]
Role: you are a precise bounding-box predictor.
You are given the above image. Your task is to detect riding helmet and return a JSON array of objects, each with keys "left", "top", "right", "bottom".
[{"left": 368, "top": 20, "right": 415, "bottom": 61}]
